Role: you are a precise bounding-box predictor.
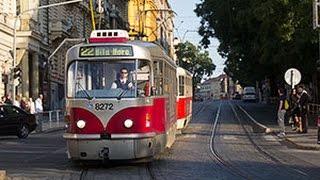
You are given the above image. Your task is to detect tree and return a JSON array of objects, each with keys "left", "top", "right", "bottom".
[
  {"left": 175, "top": 41, "right": 216, "bottom": 93},
  {"left": 195, "top": 0, "right": 318, "bottom": 88}
]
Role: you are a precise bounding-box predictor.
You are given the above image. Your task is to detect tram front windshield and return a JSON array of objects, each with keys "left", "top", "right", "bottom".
[{"left": 67, "top": 60, "right": 151, "bottom": 99}]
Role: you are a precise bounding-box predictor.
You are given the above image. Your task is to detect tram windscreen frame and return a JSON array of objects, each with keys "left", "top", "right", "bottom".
[{"left": 66, "top": 59, "right": 151, "bottom": 99}]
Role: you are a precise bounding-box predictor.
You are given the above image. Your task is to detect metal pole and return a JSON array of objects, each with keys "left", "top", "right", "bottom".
[
  {"left": 12, "top": 15, "right": 20, "bottom": 103},
  {"left": 48, "top": 38, "right": 85, "bottom": 61},
  {"left": 11, "top": 0, "right": 82, "bottom": 102},
  {"left": 290, "top": 70, "right": 294, "bottom": 89},
  {"left": 89, "top": 0, "right": 96, "bottom": 30}
]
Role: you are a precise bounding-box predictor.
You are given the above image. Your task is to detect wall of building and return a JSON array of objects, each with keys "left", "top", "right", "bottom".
[
  {"left": 128, "top": 0, "right": 174, "bottom": 58},
  {"left": 0, "top": 0, "right": 16, "bottom": 98}
]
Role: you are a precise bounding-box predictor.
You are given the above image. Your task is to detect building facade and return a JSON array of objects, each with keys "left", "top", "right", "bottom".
[
  {"left": 0, "top": 0, "right": 16, "bottom": 98},
  {"left": 0, "top": 0, "right": 129, "bottom": 109},
  {"left": 128, "top": 0, "right": 174, "bottom": 58},
  {"left": 198, "top": 74, "right": 238, "bottom": 100}
]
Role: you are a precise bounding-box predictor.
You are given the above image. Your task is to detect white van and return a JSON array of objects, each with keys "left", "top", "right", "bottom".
[{"left": 242, "top": 86, "right": 256, "bottom": 102}]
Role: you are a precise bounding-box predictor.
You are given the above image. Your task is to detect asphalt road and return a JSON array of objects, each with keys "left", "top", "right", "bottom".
[{"left": 0, "top": 100, "right": 319, "bottom": 180}]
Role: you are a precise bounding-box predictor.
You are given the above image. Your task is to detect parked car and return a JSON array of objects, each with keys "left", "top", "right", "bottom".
[
  {"left": 0, "top": 104, "right": 37, "bottom": 138},
  {"left": 242, "top": 86, "right": 257, "bottom": 102}
]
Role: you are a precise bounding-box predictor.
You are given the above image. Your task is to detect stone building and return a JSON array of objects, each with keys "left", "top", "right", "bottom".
[
  {"left": 0, "top": 0, "right": 16, "bottom": 98},
  {"left": 48, "top": 0, "right": 129, "bottom": 109}
]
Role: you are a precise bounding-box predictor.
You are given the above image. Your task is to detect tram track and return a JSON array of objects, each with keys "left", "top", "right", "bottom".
[
  {"left": 209, "top": 102, "right": 252, "bottom": 179},
  {"left": 146, "top": 162, "right": 157, "bottom": 180},
  {"left": 192, "top": 101, "right": 207, "bottom": 117},
  {"left": 230, "top": 102, "right": 309, "bottom": 178},
  {"left": 79, "top": 167, "right": 88, "bottom": 180}
]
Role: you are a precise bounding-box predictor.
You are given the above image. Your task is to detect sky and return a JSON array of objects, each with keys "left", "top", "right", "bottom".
[{"left": 168, "top": 0, "right": 225, "bottom": 78}]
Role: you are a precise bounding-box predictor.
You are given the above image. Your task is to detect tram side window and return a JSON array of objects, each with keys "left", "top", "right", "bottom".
[
  {"left": 135, "top": 60, "right": 151, "bottom": 97},
  {"left": 179, "top": 75, "right": 185, "bottom": 96},
  {"left": 153, "top": 61, "right": 163, "bottom": 96}
]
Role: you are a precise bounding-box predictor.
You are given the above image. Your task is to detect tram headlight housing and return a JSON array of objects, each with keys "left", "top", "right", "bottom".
[
  {"left": 124, "top": 119, "right": 133, "bottom": 128},
  {"left": 76, "top": 120, "right": 86, "bottom": 129}
]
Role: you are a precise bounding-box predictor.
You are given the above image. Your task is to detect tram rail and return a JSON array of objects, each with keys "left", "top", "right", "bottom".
[
  {"left": 232, "top": 102, "right": 309, "bottom": 178},
  {"left": 209, "top": 103, "right": 252, "bottom": 179}
]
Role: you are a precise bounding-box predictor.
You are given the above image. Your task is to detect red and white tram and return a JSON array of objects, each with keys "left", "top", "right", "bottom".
[
  {"left": 63, "top": 30, "right": 177, "bottom": 161},
  {"left": 176, "top": 67, "right": 193, "bottom": 130}
]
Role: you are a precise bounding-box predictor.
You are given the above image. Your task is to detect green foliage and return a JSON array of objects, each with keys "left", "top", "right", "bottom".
[
  {"left": 195, "top": 0, "right": 318, "bottom": 86},
  {"left": 175, "top": 41, "right": 216, "bottom": 89}
]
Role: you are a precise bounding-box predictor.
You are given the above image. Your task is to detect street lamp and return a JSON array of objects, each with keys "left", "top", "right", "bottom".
[{"left": 12, "top": 0, "right": 82, "bottom": 102}]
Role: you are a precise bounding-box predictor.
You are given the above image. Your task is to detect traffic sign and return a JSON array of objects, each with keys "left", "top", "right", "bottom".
[{"left": 284, "top": 68, "right": 301, "bottom": 89}]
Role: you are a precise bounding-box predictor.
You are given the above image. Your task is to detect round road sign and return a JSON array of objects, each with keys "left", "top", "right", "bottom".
[{"left": 284, "top": 68, "right": 301, "bottom": 88}]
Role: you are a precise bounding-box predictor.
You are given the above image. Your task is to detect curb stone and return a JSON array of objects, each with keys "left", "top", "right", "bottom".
[{"left": 238, "top": 104, "right": 320, "bottom": 151}]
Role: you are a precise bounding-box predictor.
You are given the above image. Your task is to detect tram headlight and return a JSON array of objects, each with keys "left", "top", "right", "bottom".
[
  {"left": 76, "top": 120, "right": 86, "bottom": 129},
  {"left": 124, "top": 119, "right": 133, "bottom": 128}
]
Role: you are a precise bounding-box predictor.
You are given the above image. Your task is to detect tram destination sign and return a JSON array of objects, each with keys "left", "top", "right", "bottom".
[{"left": 79, "top": 46, "right": 133, "bottom": 57}]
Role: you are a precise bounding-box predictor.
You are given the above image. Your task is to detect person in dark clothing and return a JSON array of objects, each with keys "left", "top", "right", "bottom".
[
  {"left": 288, "top": 88, "right": 300, "bottom": 131},
  {"left": 111, "top": 68, "right": 133, "bottom": 90},
  {"left": 297, "top": 85, "right": 309, "bottom": 133}
]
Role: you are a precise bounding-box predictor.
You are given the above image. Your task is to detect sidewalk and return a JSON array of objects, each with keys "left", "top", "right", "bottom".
[
  {"left": 33, "top": 118, "right": 66, "bottom": 134},
  {"left": 277, "top": 127, "right": 320, "bottom": 150},
  {"left": 239, "top": 103, "right": 320, "bottom": 151}
]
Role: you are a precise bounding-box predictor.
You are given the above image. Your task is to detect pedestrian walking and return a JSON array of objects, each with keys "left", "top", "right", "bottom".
[
  {"left": 13, "top": 94, "right": 21, "bottom": 108},
  {"left": 20, "top": 96, "right": 29, "bottom": 111},
  {"left": 35, "top": 94, "right": 44, "bottom": 132},
  {"left": 28, "top": 97, "right": 35, "bottom": 114},
  {"left": 297, "top": 85, "right": 309, "bottom": 133},
  {"left": 288, "top": 88, "right": 300, "bottom": 131},
  {"left": 277, "top": 87, "right": 287, "bottom": 136},
  {"left": 35, "top": 94, "right": 44, "bottom": 113}
]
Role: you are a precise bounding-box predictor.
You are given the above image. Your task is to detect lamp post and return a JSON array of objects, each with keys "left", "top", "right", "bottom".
[{"left": 12, "top": 0, "right": 82, "bottom": 102}]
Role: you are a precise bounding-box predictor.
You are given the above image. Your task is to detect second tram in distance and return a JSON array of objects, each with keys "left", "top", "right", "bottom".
[{"left": 176, "top": 67, "right": 193, "bottom": 130}]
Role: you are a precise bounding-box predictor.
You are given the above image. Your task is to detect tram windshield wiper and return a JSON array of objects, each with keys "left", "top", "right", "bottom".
[
  {"left": 117, "top": 89, "right": 129, "bottom": 100},
  {"left": 76, "top": 81, "right": 93, "bottom": 100}
]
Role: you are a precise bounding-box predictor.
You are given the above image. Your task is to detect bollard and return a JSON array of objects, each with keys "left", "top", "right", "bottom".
[
  {"left": 0, "top": 170, "right": 6, "bottom": 180},
  {"left": 317, "top": 115, "right": 320, "bottom": 144},
  {"left": 49, "top": 111, "right": 52, "bottom": 122},
  {"left": 56, "top": 110, "right": 59, "bottom": 122}
]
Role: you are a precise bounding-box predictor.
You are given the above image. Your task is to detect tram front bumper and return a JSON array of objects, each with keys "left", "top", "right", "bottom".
[{"left": 63, "top": 133, "right": 163, "bottom": 160}]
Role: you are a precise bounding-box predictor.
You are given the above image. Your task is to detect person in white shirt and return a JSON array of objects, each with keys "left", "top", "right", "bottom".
[
  {"left": 29, "top": 97, "right": 36, "bottom": 114},
  {"left": 111, "top": 68, "right": 133, "bottom": 90},
  {"left": 35, "top": 94, "right": 43, "bottom": 113},
  {"left": 13, "top": 94, "right": 20, "bottom": 108}
]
